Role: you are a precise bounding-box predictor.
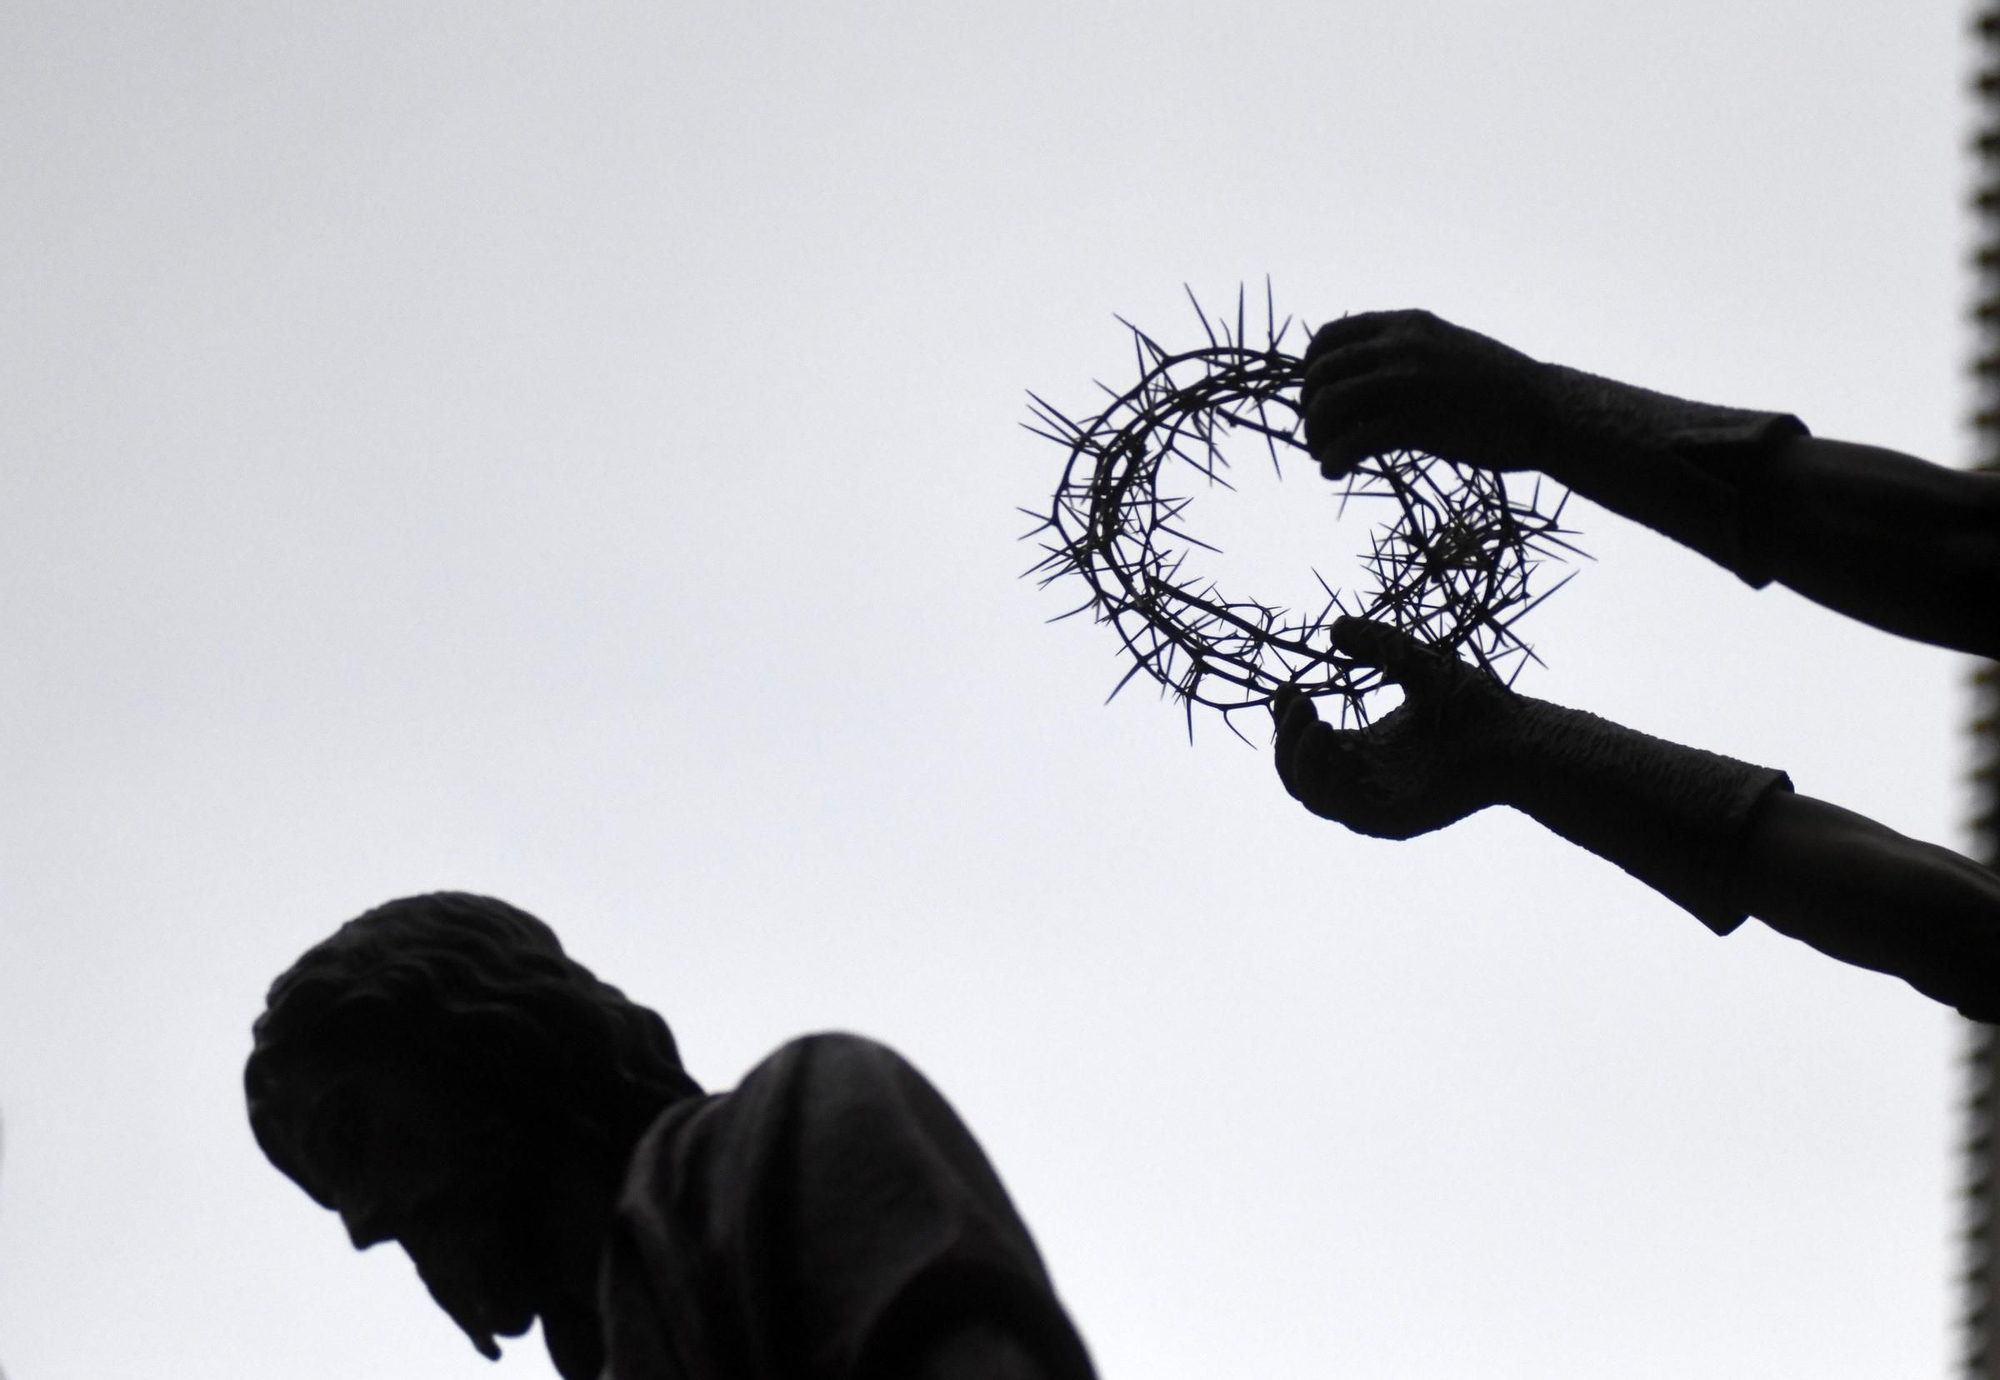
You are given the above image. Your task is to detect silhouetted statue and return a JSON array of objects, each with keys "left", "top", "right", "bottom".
[
  {"left": 245, "top": 893, "right": 1097, "bottom": 1380},
  {"left": 1276, "top": 310, "right": 2000, "bottom": 1018}
]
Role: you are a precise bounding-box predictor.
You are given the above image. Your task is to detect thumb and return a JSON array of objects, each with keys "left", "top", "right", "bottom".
[
  {"left": 1271, "top": 682, "right": 1315, "bottom": 727},
  {"left": 1272, "top": 685, "right": 1327, "bottom": 800}
]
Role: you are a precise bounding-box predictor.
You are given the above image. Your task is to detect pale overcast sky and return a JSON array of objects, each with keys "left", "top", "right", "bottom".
[{"left": 0, "top": 3, "right": 1979, "bottom": 1377}]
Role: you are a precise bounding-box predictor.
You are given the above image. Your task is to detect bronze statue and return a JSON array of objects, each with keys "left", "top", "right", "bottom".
[
  {"left": 245, "top": 892, "right": 1097, "bottom": 1380},
  {"left": 1275, "top": 309, "right": 2000, "bottom": 1018}
]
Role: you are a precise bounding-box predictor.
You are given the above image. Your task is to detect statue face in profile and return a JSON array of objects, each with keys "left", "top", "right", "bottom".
[
  {"left": 279, "top": 1056, "right": 548, "bottom": 1360},
  {"left": 246, "top": 892, "right": 701, "bottom": 1376}
]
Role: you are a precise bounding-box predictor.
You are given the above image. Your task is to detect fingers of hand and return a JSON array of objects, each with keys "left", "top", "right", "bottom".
[
  {"left": 1298, "top": 311, "right": 1528, "bottom": 474},
  {"left": 1303, "top": 313, "right": 1392, "bottom": 365},
  {"left": 1300, "top": 371, "right": 1415, "bottom": 475},
  {"left": 1300, "top": 341, "right": 1388, "bottom": 399},
  {"left": 1302, "top": 309, "right": 1440, "bottom": 366},
  {"left": 1312, "top": 420, "right": 1413, "bottom": 481}
]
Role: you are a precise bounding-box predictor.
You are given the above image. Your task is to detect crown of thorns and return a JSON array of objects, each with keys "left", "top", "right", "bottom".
[{"left": 1022, "top": 287, "right": 1581, "bottom": 739}]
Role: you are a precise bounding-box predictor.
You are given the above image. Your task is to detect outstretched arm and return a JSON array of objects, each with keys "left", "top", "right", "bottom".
[
  {"left": 1737, "top": 791, "right": 2000, "bottom": 1020},
  {"left": 1298, "top": 311, "right": 2000, "bottom": 658},
  {"left": 1278, "top": 619, "right": 2000, "bottom": 1020},
  {"left": 1752, "top": 437, "right": 2000, "bottom": 656}
]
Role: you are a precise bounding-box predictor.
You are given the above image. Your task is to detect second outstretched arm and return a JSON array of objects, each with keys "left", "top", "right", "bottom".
[
  {"left": 1298, "top": 310, "right": 2000, "bottom": 658},
  {"left": 1278, "top": 618, "right": 2000, "bottom": 1019}
]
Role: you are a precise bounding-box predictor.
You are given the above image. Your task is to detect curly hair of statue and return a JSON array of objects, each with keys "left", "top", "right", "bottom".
[
  {"left": 245, "top": 892, "right": 699, "bottom": 1195},
  {"left": 1023, "top": 286, "right": 1581, "bottom": 737}
]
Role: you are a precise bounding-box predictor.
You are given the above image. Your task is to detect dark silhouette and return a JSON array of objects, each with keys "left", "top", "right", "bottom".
[
  {"left": 1277, "top": 310, "right": 2000, "bottom": 1018},
  {"left": 245, "top": 893, "right": 1097, "bottom": 1380}
]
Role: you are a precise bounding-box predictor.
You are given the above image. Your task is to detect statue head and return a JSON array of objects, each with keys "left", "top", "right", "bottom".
[{"left": 245, "top": 892, "right": 700, "bottom": 1372}]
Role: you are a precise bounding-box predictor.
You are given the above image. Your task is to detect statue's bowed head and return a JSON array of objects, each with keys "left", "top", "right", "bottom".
[{"left": 245, "top": 893, "right": 699, "bottom": 1372}]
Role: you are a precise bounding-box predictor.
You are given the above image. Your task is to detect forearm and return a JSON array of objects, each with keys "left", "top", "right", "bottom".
[
  {"left": 1526, "top": 362, "right": 1807, "bottom": 581},
  {"left": 1493, "top": 698, "right": 1792, "bottom": 937},
  {"left": 1749, "top": 437, "right": 2000, "bottom": 658},
  {"left": 1504, "top": 713, "right": 2000, "bottom": 1017},
  {"left": 1300, "top": 314, "right": 2000, "bottom": 653},
  {"left": 1735, "top": 791, "right": 2000, "bottom": 1021},
  {"left": 1527, "top": 370, "right": 2000, "bottom": 657}
]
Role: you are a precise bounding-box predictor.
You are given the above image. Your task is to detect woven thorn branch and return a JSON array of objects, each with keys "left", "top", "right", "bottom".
[{"left": 1021, "top": 283, "right": 1585, "bottom": 742}]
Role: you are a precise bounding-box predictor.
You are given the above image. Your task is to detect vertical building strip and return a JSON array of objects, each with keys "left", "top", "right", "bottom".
[{"left": 1968, "top": 12, "right": 2000, "bottom": 1377}]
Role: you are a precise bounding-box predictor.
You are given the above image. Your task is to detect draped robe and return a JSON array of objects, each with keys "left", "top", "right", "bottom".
[{"left": 598, "top": 1034, "right": 1097, "bottom": 1380}]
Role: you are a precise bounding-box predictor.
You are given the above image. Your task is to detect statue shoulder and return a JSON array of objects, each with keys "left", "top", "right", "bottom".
[
  {"left": 628, "top": 1035, "right": 932, "bottom": 1159},
  {"left": 751, "top": 1031, "right": 924, "bottom": 1084}
]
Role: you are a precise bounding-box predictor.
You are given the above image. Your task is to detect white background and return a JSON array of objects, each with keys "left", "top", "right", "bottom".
[{"left": 0, "top": 3, "right": 1979, "bottom": 1377}]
